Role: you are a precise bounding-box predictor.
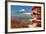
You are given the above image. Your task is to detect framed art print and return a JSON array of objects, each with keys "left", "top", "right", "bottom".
[{"left": 5, "top": 1, "right": 45, "bottom": 33}]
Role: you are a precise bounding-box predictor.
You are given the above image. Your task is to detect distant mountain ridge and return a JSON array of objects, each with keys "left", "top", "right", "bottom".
[{"left": 11, "top": 13, "right": 33, "bottom": 19}]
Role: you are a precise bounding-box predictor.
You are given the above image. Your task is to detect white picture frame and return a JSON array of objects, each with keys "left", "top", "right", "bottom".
[{"left": 5, "top": 1, "right": 45, "bottom": 33}]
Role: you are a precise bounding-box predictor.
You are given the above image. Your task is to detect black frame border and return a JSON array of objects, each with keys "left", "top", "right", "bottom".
[{"left": 5, "top": 1, "right": 45, "bottom": 33}]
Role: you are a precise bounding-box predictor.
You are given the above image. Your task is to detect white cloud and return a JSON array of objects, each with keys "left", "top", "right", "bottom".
[{"left": 19, "top": 9, "right": 25, "bottom": 12}]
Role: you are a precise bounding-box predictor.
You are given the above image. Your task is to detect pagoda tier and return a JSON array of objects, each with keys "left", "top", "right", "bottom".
[{"left": 31, "top": 6, "right": 41, "bottom": 27}]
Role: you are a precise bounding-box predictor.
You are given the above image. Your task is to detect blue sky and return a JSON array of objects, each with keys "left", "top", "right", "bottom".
[{"left": 11, "top": 5, "right": 32, "bottom": 14}]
